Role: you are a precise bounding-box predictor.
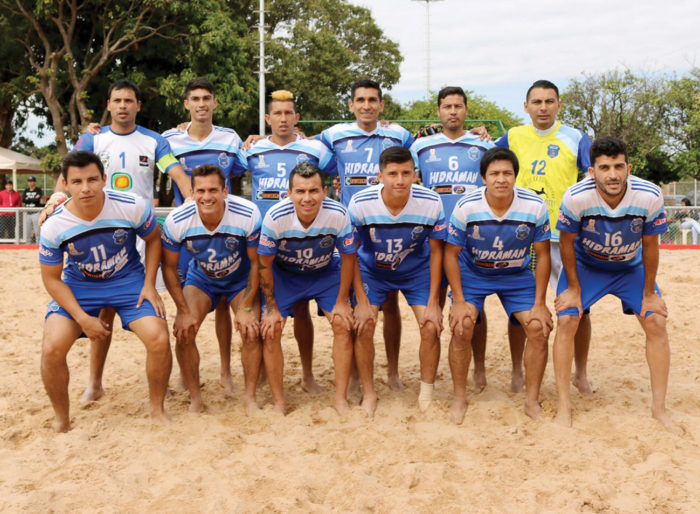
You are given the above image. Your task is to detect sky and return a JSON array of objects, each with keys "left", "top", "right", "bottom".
[{"left": 349, "top": 0, "right": 699, "bottom": 119}]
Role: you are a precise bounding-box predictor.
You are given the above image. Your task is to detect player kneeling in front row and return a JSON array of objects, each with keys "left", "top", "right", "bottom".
[
  {"left": 161, "top": 164, "right": 262, "bottom": 415},
  {"left": 39, "top": 151, "right": 171, "bottom": 432},
  {"left": 445, "top": 147, "right": 552, "bottom": 424},
  {"left": 349, "top": 147, "right": 445, "bottom": 417},
  {"left": 258, "top": 162, "right": 356, "bottom": 415},
  {"left": 553, "top": 136, "right": 681, "bottom": 434}
]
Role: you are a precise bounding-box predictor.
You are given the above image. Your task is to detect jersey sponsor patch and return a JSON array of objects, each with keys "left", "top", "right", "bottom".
[
  {"left": 111, "top": 172, "right": 132, "bottom": 190},
  {"left": 139, "top": 155, "right": 149, "bottom": 167}
]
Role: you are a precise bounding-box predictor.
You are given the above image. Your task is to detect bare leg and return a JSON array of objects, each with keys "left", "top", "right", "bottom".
[
  {"left": 412, "top": 304, "right": 440, "bottom": 411},
  {"left": 214, "top": 297, "right": 235, "bottom": 394},
  {"left": 327, "top": 311, "right": 353, "bottom": 415},
  {"left": 553, "top": 314, "right": 580, "bottom": 427},
  {"left": 506, "top": 319, "right": 525, "bottom": 393},
  {"left": 129, "top": 316, "right": 172, "bottom": 426},
  {"left": 347, "top": 354, "right": 360, "bottom": 395},
  {"left": 382, "top": 290, "right": 404, "bottom": 391},
  {"left": 513, "top": 312, "right": 548, "bottom": 420},
  {"left": 638, "top": 313, "right": 683, "bottom": 435},
  {"left": 471, "top": 312, "right": 489, "bottom": 391},
  {"left": 355, "top": 306, "right": 379, "bottom": 417},
  {"left": 572, "top": 313, "right": 593, "bottom": 394},
  {"left": 449, "top": 317, "right": 474, "bottom": 425},
  {"left": 232, "top": 293, "right": 262, "bottom": 416},
  {"left": 292, "top": 300, "right": 321, "bottom": 394},
  {"left": 262, "top": 324, "right": 286, "bottom": 414},
  {"left": 80, "top": 307, "right": 115, "bottom": 402},
  {"left": 41, "top": 315, "right": 82, "bottom": 432}
]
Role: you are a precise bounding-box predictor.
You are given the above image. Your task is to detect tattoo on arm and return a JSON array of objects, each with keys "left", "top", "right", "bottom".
[{"left": 258, "top": 258, "right": 276, "bottom": 314}]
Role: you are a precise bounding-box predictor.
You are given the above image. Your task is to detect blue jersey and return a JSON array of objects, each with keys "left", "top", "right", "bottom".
[
  {"left": 348, "top": 184, "right": 446, "bottom": 279},
  {"left": 162, "top": 125, "right": 248, "bottom": 206},
  {"left": 161, "top": 195, "right": 261, "bottom": 284},
  {"left": 258, "top": 198, "right": 354, "bottom": 274},
  {"left": 410, "top": 132, "right": 492, "bottom": 219},
  {"left": 448, "top": 186, "right": 550, "bottom": 276},
  {"left": 557, "top": 176, "right": 667, "bottom": 271},
  {"left": 75, "top": 126, "right": 179, "bottom": 205},
  {"left": 319, "top": 122, "right": 414, "bottom": 205},
  {"left": 39, "top": 190, "right": 156, "bottom": 285},
  {"left": 245, "top": 136, "right": 335, "bottom": 218}
]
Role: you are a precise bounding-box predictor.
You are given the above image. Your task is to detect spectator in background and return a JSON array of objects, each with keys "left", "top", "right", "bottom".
[
  {"left": 328, "top": 176, "right": 341, "bottom": 201},
  {"left": 675, "top": 197, "right": 700, "bottom": 244},
  {"left": 22, "top": 176, "right": 44, "bottom": 243},
  {"left": 0, "top": 180, "right": 22, "bottom": 239}
]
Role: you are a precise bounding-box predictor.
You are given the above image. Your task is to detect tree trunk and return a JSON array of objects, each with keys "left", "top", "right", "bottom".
[{"left": 0, "top": 100, "right": 14, "bottom": 148}]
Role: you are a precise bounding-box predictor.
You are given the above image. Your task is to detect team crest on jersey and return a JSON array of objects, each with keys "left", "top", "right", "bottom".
[
  {"left": 583, "top": 219, "right": 598, "bottom": 234},
  {"left": 426, "top": 149, "right": 441, "bottom": 163},
  {"left": 320, "top": 235, "right": 334, "bottom": 248},
  {"left": 296, "top": 153, "right": 310, "bottom": 164},
  {"left": 515, "top": 224, "right": 530, "bottom": 240},
  {"left": 453, "top": 185, "right": 466, "bottom": 194},
  {"left": 67, "top": 242, "right": 83, "bottom": 256},
  {"left": 218, "top": 152, "right": 231, "bottom": 169},
  {"left": 630, "top": 218, "right": 643, "bottom": 233},
  {"left": 113, "top": 229, "right": 128, "bottom": 245},
  {"left": 468, "top": 225, "right": 485, "bottom": 240},
  {"left": 225, "top": 237, "right": 239, "bottom": 250},
  {"left": 368, "top": 176, "right": 380, "bottom": 186},
  {"left": 547, "top": 145, "right": 560, "bottom": 158},
  {"left": 369, "top": 227, "right": 381, "bottom": 243},
  {"left": 411, "top": 226, "right": 424, "bottom": 240},
  {"left": 381, "top": 138, "right": 394, "bottom": 150},
  {"left": 255, "top": 154, "right": 269, "bottom": 168},
  {"left": 341, "top": 140, "right": 356, "bottom": 153},
  {"left": 468, "top": 146, "right": 481, "bottom": 161}
]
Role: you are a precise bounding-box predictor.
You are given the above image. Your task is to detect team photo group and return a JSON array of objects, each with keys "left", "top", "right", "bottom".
[{"left": 37, "top": 76, "right": 679, "bottom": 436}]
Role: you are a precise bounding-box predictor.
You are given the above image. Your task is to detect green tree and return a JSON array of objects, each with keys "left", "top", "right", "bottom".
[{"left": 665, "top": 68, "right": 700, "bottom": 180}]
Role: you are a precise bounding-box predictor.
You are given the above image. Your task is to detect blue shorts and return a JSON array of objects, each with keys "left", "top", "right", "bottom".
[
  {"left": 458, "top": 268, "right": 536, "bottom": 321},
  {"left": 271, "top": 257, "right": 341, "bottom": 318},
  {"left": 361, "top": 267, "right": 431, "bottom": 306},
  {"left": 185, "top": 272, "right": 248, "bottom": 312},
  {"left": 45, "top": 278, "right": 158, "bottom": 333},
  {"left": 556, "top": 262, "right": 661, "bottom": 317}
]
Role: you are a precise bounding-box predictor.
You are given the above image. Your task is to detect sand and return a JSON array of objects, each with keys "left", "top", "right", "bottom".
[{"left": 1, "top": 248, "right": 699, "bottom": 513}]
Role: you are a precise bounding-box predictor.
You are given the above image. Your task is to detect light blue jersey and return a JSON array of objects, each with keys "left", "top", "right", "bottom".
[
  {"left": 161, "top": 195, "right": 261, "bottom": 285},
  {"left": 348, "top": 184, "right": 446, "bottom": 279},
  {"left": 162, "top": 125, "right": 248, "bottom": 206},
  {"left": 557, "top": 176, "right": 667, "bottom": 271},
  {"left": 448, "top": 186, "right": 550, "bottom": 276},
  {"left": 258, "top": 198, "right": 355, "bottom": 274},
  {"left": 39, "top": 190, "right": 156, "bottom": 285},
  {"left": 410, "top": 132, "right": 492, "bottom": 219},
  {"left": 319, "top": 122, "right": 414, "bottom": 205},
  {"left": 245, "top": 136, "right": 335, "bottom": 218}
]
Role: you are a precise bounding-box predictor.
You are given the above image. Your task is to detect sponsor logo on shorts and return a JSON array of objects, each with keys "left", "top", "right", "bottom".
[
  {"left": 39, "top": 246, "right": 54, "bottom": 257},
  {"left": 49, "top": 301, "right": 60, "bottom": 312},
  {"left": 139, "top": 155, "right": 149, "bottom": 167},
  {"left": 162, "top": 234, "right": 175, "bottom": 246},
  {"left": 547, "top": 145, "right": 560, "bottom": 158},
  {"left": 248, "top": 233, "right": 259, "bottom": 243},
  {"left": 448, "top": 225, "right": 458, "bottom": 237},
  {"left": 144, "top": 216, "right": 153, "bottom": 229},
  {"left": 113, "top": 229, "right": 128, "bottom": 245}
]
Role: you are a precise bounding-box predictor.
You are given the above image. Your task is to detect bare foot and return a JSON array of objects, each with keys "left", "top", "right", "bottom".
[
  {"left": 524, "top": 400, "right": 542, "bottom": 420},
  {"left": 553, "top": 407, "right": 572, "bottom": 427},
  {"left": 361, "top": 393, "right": 378, "bottom": 418},
  {"left": 347, "top": 375, "right": 361, "bottom": 395},
  {"left": 52, "top": 417, "right": 70, "bottom": 433},
  {"left": 473, "top": 368, "right": 487, "bottom": 392},
  {"left": 386, "top": 374, "right": 405, "bottom": 392},
  {"left": 272, "top": 401, "right": 286, "bottom": 415},
  {"left": 150, "top": 410, "right": 172, "bottom": 427},
  {"left": 172, "top": 377, "right": 187, "bottom": 393},
  {"left": 572, "top": 373, "right": 592, "bottom": 394},
  {"left": 244, "top": 398, "right": 260, "bottom": 417},
  {"left": 334, "top": 398, "right": 351, "bottom": 416},
  {"left": 80, "top": 385, "right": 105, "bottom": 403},
  {"left": 652, "top": 409, "right": 684, "bottom": 436},
  {"left": 510, "top": 371, "right": 525, "bottom": 393},
  {"left": 302, "top": 375, "right": 322, "bottom": 395},
  {"left": 219, "top": 374, "right": 236, "bottom": 395},
  {"left": 188, "top": 400, "right": 205, "bottom": 413},
  {"left": 449, "top": 397, "right": 468, "bottom": 425}
]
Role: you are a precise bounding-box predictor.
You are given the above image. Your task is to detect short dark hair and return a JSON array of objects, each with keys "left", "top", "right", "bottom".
[
  {"left": 526, "top": 80, "right": 559, "bottom": 101},
  {"left": 351, "top": 80, "right": 382, "bottom": 101},
  {"left": 437, "top": 86, "right": 467, "bottom": 107},
  {"left": 108, "top": 79, "right": 141, "bottom": 103},
  {"left": 379, "top": 147, "right": 413, "bottom": 171},
  {"left": 590, "top": 136, "right": 628, "bottom": 166},
  {"left": 61, "top": 151, "right": 105, "bottom": 181},
  {"left": 289, "top": 161, "right": 322, "bottom": 189},
  {"left": 681, "top": 197, "right": 692, "bottom": 206},
  {"left": 480, "top": 147, "right": 519, "bottom": 178},
  {"left": 185, "top": 77, "right": 216, "bottom": 98},
  {"left": 267, "top": 90, "right": 296, "bottom": 113},
  {"left": 191, "top": 164, "right": 226, "bottom": 189}
]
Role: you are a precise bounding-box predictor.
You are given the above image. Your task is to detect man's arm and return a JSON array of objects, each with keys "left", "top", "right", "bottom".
[
  {"left": 420, "top": 238, "right": 444, "bottom": 334},
  {"left": 167, "top": 164, "right": 193, "bottom": 201},
  {"left": 554, "top": 231, "right": 582, "bottom": 316},
  {"left": 444, "top": 242, "right": 476, "bottom": 336},
  {"left": 640, "top": 234, "right": 668, "bottom": 318},
  {"left": 528, "top": 240, "right": 553, "bottom": 335},
  {"left": 331, "top": 252, "right": 356, "bottom": 331},
  {"left": 162, "top": 246, "right": 198, "bottom": 345},
  {"left": 258, "top": 253, "right": 284, "bottom": 339},
  {"left": 234, "top": 246, "right": 260, "bottom": 340},
  {"left": 137, "top": 225, "right": 166, "bottom": 318},
  {"left": 40, "top": 262, "right": 110, "bottom": 342}
]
